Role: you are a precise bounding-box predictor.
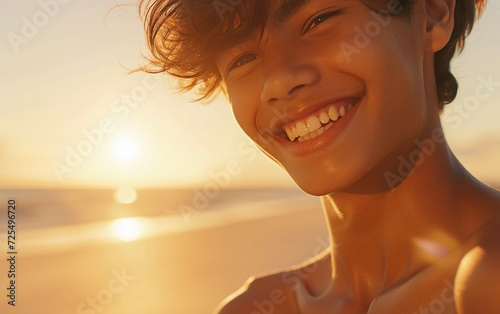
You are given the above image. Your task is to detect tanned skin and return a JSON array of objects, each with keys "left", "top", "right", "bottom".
[{"left": 212, "top": 0, "right": 500, "bottom": 312}]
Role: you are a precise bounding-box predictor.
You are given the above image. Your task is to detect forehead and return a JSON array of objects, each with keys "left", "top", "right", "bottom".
[
  {"left": 249, "top": 0, "right": 363, "bottom": 27},
  {"left": 268, "top": 0, "right": 346, "bottom": 26},
  {"left": 269, "top": 0, "right": 313, "bottom": 23}
]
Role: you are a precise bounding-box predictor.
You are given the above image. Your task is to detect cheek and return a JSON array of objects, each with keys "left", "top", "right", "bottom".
[
  {"left": 229, "top": 86, "right": 289, "bottom": 168},
  {"left": 228, "top": 86, "right": 264, "bottom": 143},
  {"left": 339, "top": 21, "right": 426, "bottom": 128}
]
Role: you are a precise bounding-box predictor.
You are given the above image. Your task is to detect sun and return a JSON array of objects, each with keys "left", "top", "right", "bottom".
[{"left": 114, "top": 137, "right": 138, "bottom": 161}]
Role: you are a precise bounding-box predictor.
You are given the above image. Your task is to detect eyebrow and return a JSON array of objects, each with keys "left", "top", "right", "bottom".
[{"left": 273, "top": 0, "right": 314, "bottom": 25}]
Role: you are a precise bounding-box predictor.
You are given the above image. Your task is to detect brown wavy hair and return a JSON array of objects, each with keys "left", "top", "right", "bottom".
[{"left": 138, "top": 0, "right": 486, "bottom": 107}]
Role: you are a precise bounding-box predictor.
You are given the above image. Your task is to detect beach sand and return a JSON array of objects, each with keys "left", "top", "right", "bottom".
[{"left": 1, "top": 196, "right": 328, "bottom": 314}]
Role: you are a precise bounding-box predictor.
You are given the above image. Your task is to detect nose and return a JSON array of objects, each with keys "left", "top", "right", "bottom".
[{"left": 260, "top": 46, "right": 320, "bottom": 105}]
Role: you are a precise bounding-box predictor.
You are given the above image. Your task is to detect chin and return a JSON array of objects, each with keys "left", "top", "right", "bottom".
[
  {"left": 283, "top": 150, "right": 396, "bottom": 196},
  {"left": 297, "top": 184, "right": 337, "bottom": 197},
  {"left": 287, "top": 167, "right": 365, "bottom": 196}
]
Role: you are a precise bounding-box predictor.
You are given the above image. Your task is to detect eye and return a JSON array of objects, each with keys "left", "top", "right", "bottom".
[
  {"left": 302, "top": 10, "right": 342, "bottom": 34},
  {"left": 227, "top": 53, "right": 260, "bottom": 72}
]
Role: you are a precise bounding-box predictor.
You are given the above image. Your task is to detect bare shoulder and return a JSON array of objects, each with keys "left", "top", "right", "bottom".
[
  {"left": 455, "top": 215, "right": 500, "bottom": 314},
  {"left": 214, "top": 248, "right": 332, "bottom": 314},
  {"left": 214, "top": 273, "right": 296, "bottom": 314}
]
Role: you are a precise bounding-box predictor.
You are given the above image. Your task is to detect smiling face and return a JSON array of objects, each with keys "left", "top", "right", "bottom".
[{"left": 216, "top": 0, "right": 445, "bottom": 196}]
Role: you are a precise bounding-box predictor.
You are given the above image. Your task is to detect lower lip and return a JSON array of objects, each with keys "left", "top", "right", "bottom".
[{"left": 275, "top": 98, "right": 362, "bottom": 156}]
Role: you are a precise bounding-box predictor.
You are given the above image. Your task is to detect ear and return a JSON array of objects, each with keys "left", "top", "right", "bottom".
[{"left": 424, "top": 0, "right": 455, "bottom": 52}]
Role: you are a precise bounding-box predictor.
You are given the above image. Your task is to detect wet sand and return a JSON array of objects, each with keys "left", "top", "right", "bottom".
[{"left": 1, "top": 201, "right": 328, "bottom": 314}]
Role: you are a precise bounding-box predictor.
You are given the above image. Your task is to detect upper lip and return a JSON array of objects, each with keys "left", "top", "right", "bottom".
[{"left": 263, "top": 95, "right": 363, "bottom": 137}]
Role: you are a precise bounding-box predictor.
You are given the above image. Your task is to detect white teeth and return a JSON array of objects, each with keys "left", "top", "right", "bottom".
[
  {"left": 296, "top": 122, "right": 308, "bottom": 137},
  {"left": 309, "top": 130, "right": 319, "bottom": 139},
  {"left": 307, "top": 116, "right": 321, "bottom": 132},
  {"left": 319, "top": 112, "right": 330, "bottom": 124},
  {"left": 285, "top": 127, "right": 296, "bottom": 142},
  {"left": 299, "top": 134, "right": 311, "bottom": 142},
  {"left": 339, "top": 105, "right": 346, "bottom": 117},
  {"left": 328, "top": 106, "right": 339, "bottom": 121},
  {"left": 283, "top": 100, "right": 358, "bottom": 142}
]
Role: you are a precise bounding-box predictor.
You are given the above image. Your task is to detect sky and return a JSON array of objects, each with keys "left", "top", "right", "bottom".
[{"left": 1, "top": 0, "right": 500, "bottom": 189}]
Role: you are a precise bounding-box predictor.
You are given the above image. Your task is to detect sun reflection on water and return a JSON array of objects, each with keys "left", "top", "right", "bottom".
[{"left": 111, "top": 217, "right": 143, "bottom": 242}]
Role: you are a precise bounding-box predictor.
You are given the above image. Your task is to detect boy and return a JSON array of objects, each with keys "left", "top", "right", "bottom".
[{"left": 139, "top": 0, "right": 500, "bottom": 312}]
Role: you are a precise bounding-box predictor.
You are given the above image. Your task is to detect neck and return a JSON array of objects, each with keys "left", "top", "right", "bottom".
[{"left": 320, "top": 131, "right": 494, "bottom": 304}]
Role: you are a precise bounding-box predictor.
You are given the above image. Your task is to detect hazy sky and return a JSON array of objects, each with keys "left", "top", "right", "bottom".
[{"left": 1, "top": 0, "right": 499, "bottom": 189}]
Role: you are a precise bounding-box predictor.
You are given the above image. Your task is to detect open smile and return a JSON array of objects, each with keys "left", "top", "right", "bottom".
[
  {"left": 281, "top": 98, "right": 360, "bottom": 142},
  {"left": 267, "top": 95, "right": 364, "bottom": 157}
]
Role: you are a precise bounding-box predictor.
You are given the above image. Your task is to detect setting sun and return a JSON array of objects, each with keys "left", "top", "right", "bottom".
[{"left": 115, "top": 137, "right": 138, "bottom": 161}]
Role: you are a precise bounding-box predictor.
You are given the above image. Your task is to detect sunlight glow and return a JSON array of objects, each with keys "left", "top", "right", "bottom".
[
  {"left": 114, "top": 186, "right": 137, "bottom": 204},
  {"left": 413, "top": 231, "right": 457, "bottom": 261},
  {"left": 111, "top": 218, "right": 143, "bottom": 242},
  {"left": 114, "top": 137, "right": 138, "bottom": 161}
]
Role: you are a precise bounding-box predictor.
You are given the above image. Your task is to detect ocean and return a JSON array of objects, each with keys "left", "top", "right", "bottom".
[{"left": 0, "top": 188, "right": 325, "bottom": 314}]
